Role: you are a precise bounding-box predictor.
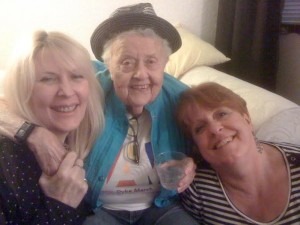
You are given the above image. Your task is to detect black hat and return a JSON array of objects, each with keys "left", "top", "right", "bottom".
[{"left": 90, "top": 3, "right": 182, "bottom": 61}]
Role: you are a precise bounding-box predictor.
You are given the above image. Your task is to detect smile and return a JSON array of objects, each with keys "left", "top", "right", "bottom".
[
  {"left": 52, "top": 105, "right": 77, "bottom": 112},
  {"left": 215, "top": 136, "right": 234, "bottom": 149},
  {"left": 131, "top": 84, "right": 150, "bottom": 90}
]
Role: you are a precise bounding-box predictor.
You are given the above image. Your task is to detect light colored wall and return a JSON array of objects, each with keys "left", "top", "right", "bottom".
[{"left": 0, "top": 0, "right": 219, "bottom": 69}]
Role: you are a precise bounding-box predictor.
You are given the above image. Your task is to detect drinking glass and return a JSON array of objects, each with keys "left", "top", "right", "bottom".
[{"left": 155, "top": 151, "right": 186, "bottom": 190}]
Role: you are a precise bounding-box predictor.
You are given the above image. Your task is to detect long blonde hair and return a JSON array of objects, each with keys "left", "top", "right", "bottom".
[{"left": 4, "top": 30, "right": 105, "bottom": 158}]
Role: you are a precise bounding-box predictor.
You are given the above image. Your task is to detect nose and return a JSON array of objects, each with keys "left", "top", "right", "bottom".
[
  {"left": 208, "top": 121, "right": 223, "bottom": 135},
  {"left": 133, "top": 62, "right": 147, "bottom": 79},
  {"left": 57, "top": 78, "right": 75, "bottom": 97}
]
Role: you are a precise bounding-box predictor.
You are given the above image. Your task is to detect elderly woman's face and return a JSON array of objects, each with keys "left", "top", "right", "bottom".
[
  {"left": 108, "top": 34, "right": 168, "bottom": 115},
  {"left": 31, "top": 50, "right": 89, "bottom": 140},
  {"left": 186, "top": 104, "right": 254, "bottom": 167}
]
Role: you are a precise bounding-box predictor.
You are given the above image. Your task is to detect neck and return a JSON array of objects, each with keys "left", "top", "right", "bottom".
[
  {"left": 216, "top": 147, "right": 266, "bottom": 190},
  {"left": 52, "top": 131, "right": 69, "bottom": 146},
  {"left": 127, "top": 106, "right": 144, "bottom": 117},
  {"left": 217, "top": 143, "right": 282, "bottom": 193}
]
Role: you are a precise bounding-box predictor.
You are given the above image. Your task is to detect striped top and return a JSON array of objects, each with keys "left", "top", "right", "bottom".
[{"left": 181, "top": 141, "right": 300, "bottom": 224}]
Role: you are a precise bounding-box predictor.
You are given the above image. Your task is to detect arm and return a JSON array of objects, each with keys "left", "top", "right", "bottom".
[
  {"left": 0, "top": 98, "right": 24, "bottom": 140},
  {"left": 0, "top": 192, "right": 88, "bottom": 225},
  {"left": 0, "top": 98, "right": 66, "bottom": 175},
  {"left": 0, "top": 139, "right": 88, "bottom": 225}
]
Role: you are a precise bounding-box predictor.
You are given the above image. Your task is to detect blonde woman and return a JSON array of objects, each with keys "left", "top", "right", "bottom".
[{"left": 0, "top": 30, "right": 104, "bottom": 224}]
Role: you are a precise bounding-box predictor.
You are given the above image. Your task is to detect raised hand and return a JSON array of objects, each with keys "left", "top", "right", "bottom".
[{"left": 39, "top": 151, "right": 88, "bottom": 208}]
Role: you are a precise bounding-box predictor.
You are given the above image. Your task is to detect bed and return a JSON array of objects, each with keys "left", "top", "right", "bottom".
[{"left": 164, "top": 24, "right": 300, "bottom": 145}]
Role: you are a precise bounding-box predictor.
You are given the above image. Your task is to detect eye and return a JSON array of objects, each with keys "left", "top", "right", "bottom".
[
  {"left": 120, "top": 58, "right": 135, "bottom": 72},
  {"left": 39, "top": 75, "right": 57, "bottom": 83},
  {"left": 219, "top": 111, "right": 227, "bottom": 117},
  {"left": 215, "top": 109, "right": 230, "bottom": 120},
  {"left": 194, "top": 124, "right": 205, "bottom": 134},
  {"left": 146, "top": 57, "right": 158, "bottom": 69},
  {"left": 71, "top": 73, "right": 85, "bottom": 80}
]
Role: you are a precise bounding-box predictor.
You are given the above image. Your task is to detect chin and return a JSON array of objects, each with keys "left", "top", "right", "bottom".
[{"left": 58, "top": 123, "right": 81, "bottom": 132}]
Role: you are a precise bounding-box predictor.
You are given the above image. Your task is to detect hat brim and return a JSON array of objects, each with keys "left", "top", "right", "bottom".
[{"left": 90, "top": 14, "right": 182, "bottom": 61}]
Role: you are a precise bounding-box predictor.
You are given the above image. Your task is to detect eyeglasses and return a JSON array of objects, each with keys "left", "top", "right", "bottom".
[{"left": 124, "top": 117, "right": 140, "bottom": 164}]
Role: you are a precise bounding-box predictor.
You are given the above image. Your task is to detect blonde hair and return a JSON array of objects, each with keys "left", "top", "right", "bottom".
[
  {"left": 101, "top": 28, "right": 172, "bottom": 65},
  {"left": 4, "top": 30, "right": 105, "bottom": 158}
]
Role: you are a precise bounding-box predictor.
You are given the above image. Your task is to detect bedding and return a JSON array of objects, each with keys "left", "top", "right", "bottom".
[
  {"left": 164, "top": 24, "right": 230, "bottom": 79},
  {"left": 179, "top": 66, "right": 300, "bottom": 144},
  {"left": 256, "top": 107, "right": 300, "bottom": 145}
]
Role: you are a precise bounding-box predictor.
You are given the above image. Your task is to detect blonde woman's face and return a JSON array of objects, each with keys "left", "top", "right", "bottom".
[{"left": 31, "top": 50, "right": 89, "bottom": 140}]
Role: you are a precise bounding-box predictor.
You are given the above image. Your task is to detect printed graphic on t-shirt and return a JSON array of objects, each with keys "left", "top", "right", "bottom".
[{"left": 99, "top": 112, "right": 160, "bottom": 211}]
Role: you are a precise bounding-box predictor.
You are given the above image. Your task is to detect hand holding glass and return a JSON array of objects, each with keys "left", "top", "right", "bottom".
[{"left": 155, "top": 151, "right": 186, "bottom": 190}]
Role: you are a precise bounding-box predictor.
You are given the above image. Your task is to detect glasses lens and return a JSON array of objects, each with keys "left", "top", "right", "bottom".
[{"left": 125, "top": 117, "right": 139, "bottom": 164}]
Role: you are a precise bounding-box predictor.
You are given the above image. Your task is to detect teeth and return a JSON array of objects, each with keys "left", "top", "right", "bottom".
[
  {"left": 216, "top": 136, "right": 233, "bottom": 149},
  {"left": 55, "top": 105, "right": 76, "bottom": 112},
  {"left": 133, "top": 85, "right": 149, "bottom": 89}
]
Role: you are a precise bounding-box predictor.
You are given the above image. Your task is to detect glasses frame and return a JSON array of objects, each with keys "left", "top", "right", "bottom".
[{"left": 124, "top": 117, "right": 140, "bottom": 164}]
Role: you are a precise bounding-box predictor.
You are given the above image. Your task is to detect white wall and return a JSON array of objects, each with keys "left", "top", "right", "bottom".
[{"left": 0, "top": 0, "right": 218, "bottom": 69}]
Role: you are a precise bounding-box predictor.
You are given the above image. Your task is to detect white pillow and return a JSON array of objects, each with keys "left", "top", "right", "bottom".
[
  {"left": 180, "top": 66, "right": 298, "bottom": 132},
  {"left": 164, "top": 24, "right": 230, "bottom": 79},
  {"left": 256, "top": 107, "right": 300, "bottom": 145}
]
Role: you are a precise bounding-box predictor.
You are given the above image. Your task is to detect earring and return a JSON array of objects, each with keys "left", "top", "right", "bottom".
[{"left": 253, "top": 133, "right": 264, "bottom": 154}]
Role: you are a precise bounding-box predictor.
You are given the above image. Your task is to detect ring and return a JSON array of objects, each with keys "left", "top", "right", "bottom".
[
  {"left": 84, "top": 178, "right": 87, "bottom": 182},
  {"left": 74, "top": 163, "right": 83, "bottom": 168}
]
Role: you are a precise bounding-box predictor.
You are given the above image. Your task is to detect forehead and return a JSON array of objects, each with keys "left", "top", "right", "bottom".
[
  {"left": 184, "top": 103, "right": 207, "bottom": 122},
  {"left": 112, "top": 34, "right": 164, "bottom": 56},
  {"left": 34, "top": 48, "right": 84, "bottom": 73}
]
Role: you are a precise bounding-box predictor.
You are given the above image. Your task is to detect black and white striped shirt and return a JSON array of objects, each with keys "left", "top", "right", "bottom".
[{"left": 181, "top": 142, "right": 300, "bottom": 224}]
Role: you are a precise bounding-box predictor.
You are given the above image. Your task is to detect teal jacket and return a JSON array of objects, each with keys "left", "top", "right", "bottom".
[{"left": 85, "top": 61, "right": 190, "bottom": 210}]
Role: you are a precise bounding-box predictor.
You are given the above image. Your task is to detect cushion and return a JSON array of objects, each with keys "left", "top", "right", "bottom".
[
  {"left": 256, "top": 107, "right": 300, "bottom": 145},
  {"left": 164, "top": 24, "right": 230, "bottom": 79},
  {"left": 180, "top": 66, "right": 298, "bottom": 132}
]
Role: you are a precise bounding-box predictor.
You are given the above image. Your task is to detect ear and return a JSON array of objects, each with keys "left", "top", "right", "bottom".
[
  {"left": 107, "top": 63, "right": 114, "bottom": 81},
  {"left": 243, "top": 113, "right": 254, "bottom": 130}
]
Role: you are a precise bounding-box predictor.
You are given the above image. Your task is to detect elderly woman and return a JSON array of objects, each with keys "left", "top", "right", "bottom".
[
  {"left": 0, "top": 3, "right": 197, "bottom": 225},
  {"left": 0, "top": 30, "right": 104, "bottom": 224},
  {"left": 176, "top": 82, "right": 300, "bottom": 224}
]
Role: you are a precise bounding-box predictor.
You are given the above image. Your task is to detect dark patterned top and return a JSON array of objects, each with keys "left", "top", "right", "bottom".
[
  {"left": 181, "top": 141, "right": 300, "bottom": 224},
  {"left": 0, "top": 135, "right": 89, "bottom": 225}
]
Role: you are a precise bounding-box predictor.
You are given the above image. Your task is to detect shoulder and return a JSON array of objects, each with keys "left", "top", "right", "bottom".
[
  {"left": 154, "top": 73, "right": 188, "bottom": 104},
  {"left": 162, "top": 73, "right": 189, "bottom": 93},
  {"left": 264, "top": 141, "right": 300, "bottom": 154},
  {"left": 263, "top": 141, "right": 300, "bottom": 165}
]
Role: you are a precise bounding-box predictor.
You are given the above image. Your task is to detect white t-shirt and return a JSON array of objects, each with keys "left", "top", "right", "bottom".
[{"left": 99, "top": 111, "right": 160, "bottom": 211}]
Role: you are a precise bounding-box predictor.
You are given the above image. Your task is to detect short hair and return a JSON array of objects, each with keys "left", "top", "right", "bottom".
[
  {"left": 3, "top": 30, "right": 105, "bottom": 158},
  {"left": 101, "top": 28, "right": 172, "bottom": 65},
  {"left": 176, "top": 82, "right": 249, "bottom": 137}
]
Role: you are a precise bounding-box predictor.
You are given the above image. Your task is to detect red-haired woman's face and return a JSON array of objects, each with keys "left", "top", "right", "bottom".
[{"left": 186, "top": 105, "right": 254, "bottom": 168}]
